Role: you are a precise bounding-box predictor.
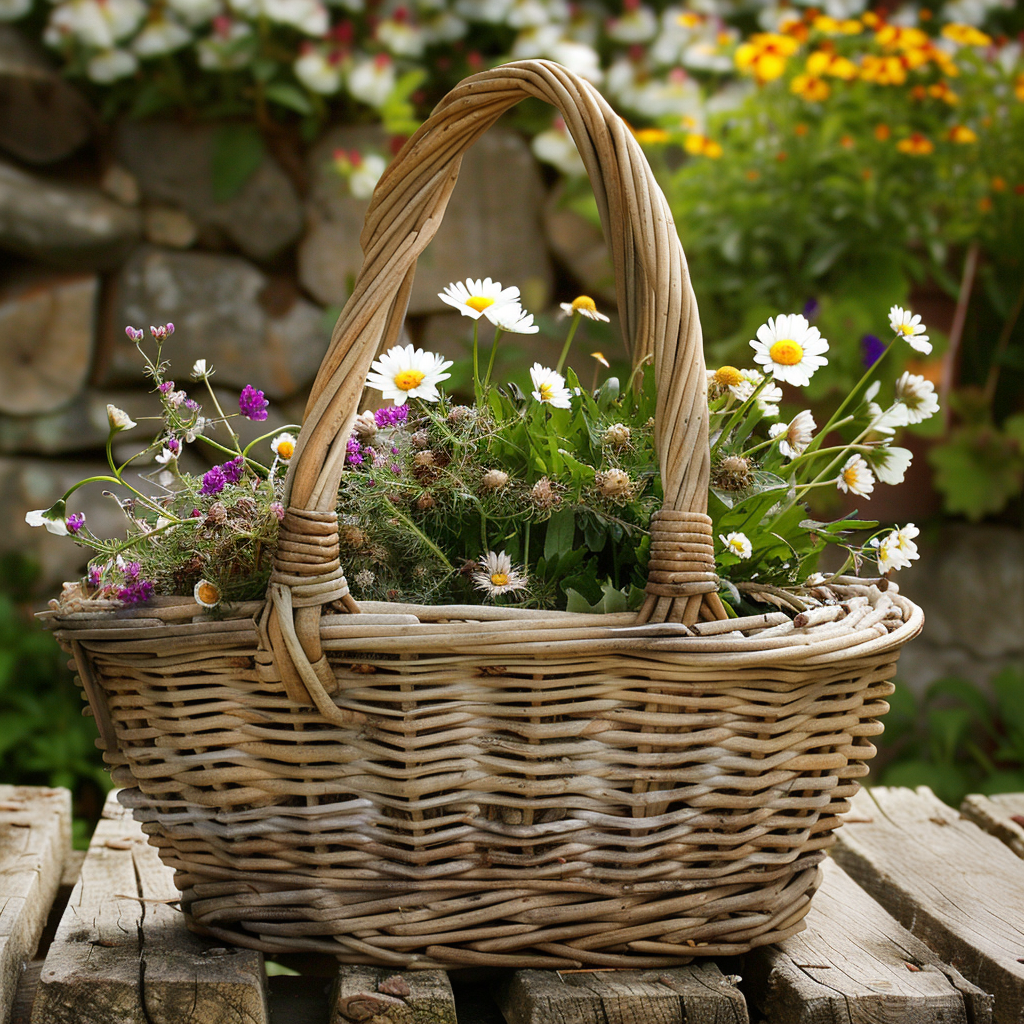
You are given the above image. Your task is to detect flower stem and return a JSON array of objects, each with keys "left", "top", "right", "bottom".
[
  {"left": 204, "top": 379, "right": 243, "bottom": 455},
  {"left": 472, "top": 320, "right": 481, "bottom": 405},
  {"left": 483, "top": 328, "right": 503, "bottom": 392},
  {"left": 710, "top": 377, "right": 771, "bottom": 458},
  {"left": 555, "top": 314, "right": 581, "bottom": 374}
]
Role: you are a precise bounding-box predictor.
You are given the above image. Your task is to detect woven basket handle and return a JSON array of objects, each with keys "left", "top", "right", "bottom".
[{"left": 264, "top": 61, "right": 724, "bottom": 715}]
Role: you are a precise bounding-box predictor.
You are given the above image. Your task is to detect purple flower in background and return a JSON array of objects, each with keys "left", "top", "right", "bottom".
[
  {"left": 87, "top": 566, "right": 102, "bottom": 588},
  {"left": 190, "top": 508, "right": 202, "bottom": 518},
  {"left": 239, "top": 385, "right": 269, "bottom": 421},
  {"left": 118, "top": 578, "right": 154, "bottom": 604},
  {"left": 390, "top": 463, "right": 401, "bottom": 474},
  {"left": 375, "top": 405, "right": 409, "bottom": 428},
  {"left": 167, "top": 436, "right": 181, "bottom": 454},
  {"left": 802, "top": 297, "right": 820, "bottom": 321},
  {"left": 270, "top": 502, "right": 285, "bottom": 521},
  {"left": 184, "top": 399, "right": 200, "bottom": 412},
  {"left": 150, "top": 323, "right": 174, "bottom": 341},
  {"left": 125, "top": 326, "right": 144, "bottom": 343},
  {"left": 346, "top": 437, "right": 363, "bottom": 466},
  {"left": 861, "top": 334, "right": 886, "bottom": 367},
  {"left": 158, "top": 381, "right": 174, "bottom": 394},
  {"left": 201, "top": 466, "right": 226, "bottom": 495},
  {"left": 66, "top": 513, "right": 85, "bottom": 534},
  {"left": 222, "top": 456, "right": 245, "bottom": 484}
]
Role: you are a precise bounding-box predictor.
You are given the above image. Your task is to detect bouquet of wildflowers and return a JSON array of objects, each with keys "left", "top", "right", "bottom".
[{"left": 28, "top": 280, "right": 937, "bottom": 616}]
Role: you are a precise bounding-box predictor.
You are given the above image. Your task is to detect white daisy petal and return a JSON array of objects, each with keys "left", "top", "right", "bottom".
[
  {"left": 888, "top": 305, "right": 932, "bottom": 354},
  {"left": 490, "top": 303, "right": 539, "bottom": 334},
  {"left": 472, "top": 550, "right": 529, "bottom": 598},
  {"left": 749, "top": 313, "right": 829, "bottom": 387},
  {"left": 836, "top": 454, "right": 875, "bottom": 498},
  {"left": 529, "top": 363, "right": 572, "bottom": 408},
  {"left": 719, "top": 531, "right": 752, "bottom": 559},
  {"left": 366, "top": 344, "right": 453, "bottom": 405},
  {"left": 871, "top": 444, "right": 913, "bottom": 485},
  {"left": 438, "top": 277, "right": 521, "bottom": 320}
]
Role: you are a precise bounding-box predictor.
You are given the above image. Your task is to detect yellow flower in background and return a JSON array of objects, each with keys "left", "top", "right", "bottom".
[
  {"left": 896, "top": 133, "right": 935, "bottom": 156},
  {"left": 791, "top": 74, "right": 830, "bottom": 101},
  {"left": 942, "top": 23, "right": 992, "bottom": 47},
  {"left": 684, "top": 133, "right": 722, "bottom": 158},
  {"left": 948, "top": 124, "right": 978, "bottom": 144},
  {"left": 632, "top": 127, "right": 670, "bottom": 145},
  {"left": 1015, "top": 74, "right": 1024, "bottom": 102},
  {"left": 677, "top": 11, "right": 701, "bottom": 28},
  {"left": 875, "top": 25, "right": 929, "bottom": 52},
  {"left": 928, "top": 81, "right": 959, "bottom": 105},
  {"left": 860, "top": 55, "right": 907, "bottom": 86},
  {"left": 874, "top": 123, "right": 891, "bottom": 141},
  {"left": 806, "top": 49, "right": 859, "bottom": 80},
  {"left": 735, "top": 32, "right": 799, "bottom": 83}
]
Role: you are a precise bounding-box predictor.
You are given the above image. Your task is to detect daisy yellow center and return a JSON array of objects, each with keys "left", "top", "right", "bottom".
[
  {"left": 843, "top": 467, "right": 859, "bottom": 486},
  {"left": 394, "top": 369, "right": 425, "bottom": 391},
  {"left": 714, "top": 366, "right": 745, "bottom": 386},
  {"left": 571, "top": 295, "right": 597, "bottom": 312},
  {"left": 769, "top": 339, "right": 804, "bottom": 365},
  {"left": 490, "top": 572, "right": 510, "bottom": 586},
  {"left": 538, "top": 383, "right": 555, "bottom": 402},
  {"left": 898, "top": 322, "right": 913, "bottom": 335},
  {"left": 196, "top": 582, "right": 220, "bottom": 605},
  {"left": 277, "top": 440, "right": 295, "bottom": 459},
  {"left": 466, "top": 295, "right": 495, "bottom": 313}
]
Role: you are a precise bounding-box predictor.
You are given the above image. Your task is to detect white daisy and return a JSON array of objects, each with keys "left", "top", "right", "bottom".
[
  {"left": 271, "top": 432, "right": 296, "bottom": 460},
  {"left": 132, "top": 12, "right": 191, "bottom": 56},
  {"left": 872, "top": 523, "right": 919, "bottom": 573},
  {"left": 750, "top": 313, "right": 829, "bottom": 387},
  {"left": 559, "top": 295, "right": 610, "bottom": 321},
  {"left": 347, "top": 54, "right": 396, "bottom": 109},
  {"left": 870, "top": 445, "right": 913, "bottom": 485},
  {"left": 25, "top": 506, "right": 69, "bottom": 536},
  {"left": 86, "top": 47, "right": 137, "bottom": 82},
  {"left": 107, "top": 404, "right": 137, "bottom": 431},
  {"left": 836, "top": 454, "right": 875, "bottom": 498},
  {"left": 532, "top": 119, "right": 587, "bottom": 176},
  {"left": 890, "top": 522, "right": 921, "bottom": 560},
  {"left": 193, "top": 579, "right": 221, "bottom": 609},
  {"left": 438, "top": 278, "right": 521, "bottom": 323},
  {"left": 376, "top": 12, "right": 425, "bottom": 56},
  {"left": 529, "top": 364, "right": 572, "bottom": 408},
  {"left": 365, "top": 344, "right": 452, "bottom": 406},
  {"left": 707, "top": 366, "right": 753, "bottom": 402},
  {"left": 891, "top": 371, "right": 940, "bottom": 425},
  {"left": 294, "top": 48, "right": 342, "bottom": 94},
  {"left": 769, "top": 409, "right": 816, "bottom": 459},
  {"left": 864, "top": 380, "right": 901, "bottom": 436},
  {"left": 348, "top": 153, "right": 386, "bottom": 201},
  {"left": 741, "top": 368, "right": 783, "bottom": 417},
  {"left": 491, "top": 303, "right": 539, "bottom": 334},
  {"left": 472, "top": 550, "right": 529, "bottom": 598},
  {"left": 192, "top": 359, "right": 209, "bottom": 378},
  {"left": 719, "top": 531, "right": 752, "bottom": 559},
  {"left": 888, "top": 305, "right": 932, "bottom": 354}
]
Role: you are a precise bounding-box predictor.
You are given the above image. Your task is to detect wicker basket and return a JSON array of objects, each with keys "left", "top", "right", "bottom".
[{"left": 44, "top": 60, "right": 923, "bottom": 969}]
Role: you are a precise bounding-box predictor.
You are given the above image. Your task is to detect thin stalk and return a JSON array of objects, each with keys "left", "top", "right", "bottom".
[
  {"left": 384, "top": 499, "right": 454, "bottom": 570},
  {"left": 941, "top": 240, "right": 981, "bottom": 427},
  {"left": 556, "top": 314, "right": 581, "bottom": 374},
  {"left": 472, "top": 320, "right": 481, "bottom": 405},
  {"left": 710, "top": 377, "right": 771, "bottom": 458},
  {"left": 983, "top": 272, "right": 1024, "bottom": 407},
  {"left": 483, "top": 327, "right": 504, "bottom": 391},
  {"left": 203, "top": 378, "right": 243, "bottom": 454}
]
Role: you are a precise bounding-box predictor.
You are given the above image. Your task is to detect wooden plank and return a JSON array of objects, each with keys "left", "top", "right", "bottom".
[
  {"left": 960, "top": 794, "right": 1024, "bottom": 860},
  {"left": 745, "top": 857, "right": 992, "bottom": 1024},
  {"left": 332, "top": 966, "right": 457, "bottom": 1024},
  {"left": 496, "top": 965, "right": 748, "bottom": 1024},
  {"left": 0, "top": 786, "right": 69, "bottom": 1024},
  {"left": 833, "top": 786, "right": 1024, "bottom": 1024},
  {"left": 32, "top": 791, "right": 269, "bottom": 1024}
]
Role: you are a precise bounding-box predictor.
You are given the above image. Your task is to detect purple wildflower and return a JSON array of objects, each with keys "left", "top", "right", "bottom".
[
  {"left": 802, "top": 297, "right": 820, "bottom": 322},
  {"left": 158, "top": 381, "right": 174, "bottom": 394},
  {"left": 390, "top": 463, "right": 401, "bottom": 474},
  {"left": 118, "top": 579, "right": 154, "bottom": 604},
  {"left": 125, "top": 326, "right": 144, "bottom": 343},
  {"left": 375, "top": 405, "right": 409, "bottom": 428},
  {"left": 87, "top": 566, "right": 102, "bottom": 588},
  {"left": 190, "top": 508, "right": 202, "bottom": 518},
  {"left": 346, "top": 437, "right": 364, "bottom": 466},
  {"left": 201, "top": 465, "right": 226, "bottom": 495},
  {"left": 150, "top": 323, "right": 174, "bottom": 341},
  {"left": 167, "top": 436, "right": 181, "bottom": 454},
  {"left": 239, "top": 385, "right": 269, "bottom": 421},
  {"left": 861, "top": 334, "right": 886, "bottom": 367},
  {"left": 270, "top": 502, "right": 285, "bottom": 521},
  {"left": 122, "top": 561, "right": 141, "bottom": 580},
  {"left": 222, "top": 456, "right": 245, "bottom": 484},
  {"left": 184, "top": 398, "right": 199, "bottom": 412},
  {"left": 391, "top": 445, "right": 399, "bottom": 455},
  {"left": 66, "top": 512, "right": 85, "bottom": 534}
]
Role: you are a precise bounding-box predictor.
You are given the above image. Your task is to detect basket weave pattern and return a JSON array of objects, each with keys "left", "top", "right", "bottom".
[{"left": 46, "top": 61, "right": 922, "bottom": 968}]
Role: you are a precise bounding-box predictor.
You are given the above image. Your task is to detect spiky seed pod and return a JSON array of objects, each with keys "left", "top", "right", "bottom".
[
  {"left": 595, "top": 468, "right": 633, "bottom": 500},
  {"left": 352, "top": 410, "right": 378, "bottom": 439},
  {"left": 416, "top": 492, "right": 435, "bottom": 511},
  {"left": 531, "top": 476, "right": 562, "bottom": 510},
  {"left": 413, "top": 450, "right": 435, "bottom": 467},
  {"left": 370, "top": 544, "right": 389, "bottom": 563},
  {"left": 411, "top": 430, "right": 430, "bottom": 449},
  {"left": 205, "top": 502, "right": 228, "bottom": 526},
  {"left": 602, "top": 423, "right": 631, "bottom": 449},
  {"left": 340, "top": 524, "right": 367, "bottom": 549},
  {"left": 231, "top": 496, "right": 257, "bottom": 518},
  {"left": 712, "top": 455, "right": 754, "bottom": 492},
  {"left": 481, "top": 469, "right": 509, "bottom": 491},
  {"left": 447, "top": 405, "right": 471, "bottom": 425}
]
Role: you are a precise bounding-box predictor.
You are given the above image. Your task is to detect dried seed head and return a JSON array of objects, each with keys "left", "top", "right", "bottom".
[
  {"left": 231, "top": 496, "right": 257, "bottom": 518},
  {"left": 712, "top": 455, "right": 753, "bottom": 491},
  {"left": 602, "top": 423, "right": 631, "bottom": 449},
  {"left": 447, "top": 405, "right": 471, "bottom": 425},
  {"left": 481, "top": 469, "right": 509, "bottom": 491},
  {"left": 416, "top": 492, "right": 435, "bottom": 511},
  {"left": 595, "top": 468, "right": 633, "bottom": 500},
  {"left": 205, "top": 502, "right": 228, "bottom": 526},
  {"left": 531, "top": 476, "right": 562, "bottom": 510},
  {"left": 354, "top": 569, "right": 376, "bottom": 588},
  {"left": 340, "top": 524, "right": 367, "bottom": 549},
  {"left": 413, "top": 450, "right": 435, "bottom": 467},
  {"left": 369, "top": 544, "right": 389, "bottom": 563},
  {"left": 411, "top": 563, "right": 428, "bottom": 579},
  {"left": 411, "top": 430, "right": 430, "bottom": 449},
  {"left": 352, "top": 410, "right": 378, "bottom": 439}
]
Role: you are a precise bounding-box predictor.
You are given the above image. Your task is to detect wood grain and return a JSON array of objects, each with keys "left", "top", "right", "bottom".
[
  {"left": 0, "top": 786, "right": 69, "bottom": 1024},
  {"left": 31, "top": 791, "right": 268, "bottom": 1024},
  {"left": 331, "top": 966, "right": 456, "bottom": 1023},
  {"left": 832, "top": 786, "right": 1024, "bottom": 1024},
  {"left": 960, "top": 794, "right": 1024, "bottom": 860},
  {"left": 745, "top": 857, "right": 991, "bottom": 1024}
]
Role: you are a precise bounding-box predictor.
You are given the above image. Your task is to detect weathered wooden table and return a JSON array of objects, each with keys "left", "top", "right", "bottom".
[{"left": 3, "top": 784, "right": 1023, "bottom": 1024}]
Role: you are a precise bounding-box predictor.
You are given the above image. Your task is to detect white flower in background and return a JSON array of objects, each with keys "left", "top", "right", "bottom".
[
  {"left": 512, "top": 26, "right": 602, "bottom": 82},
  {"left": 531, "top": 117, "right": 586, "bottom": 176},
  {"left": 719, "top": 531, "right": 752, "bottom": 559},
  {"left": 377, "top": 9, "right": 425, "bottom": 56},
  {"left": 650, "top": 7, "right": 703, "bottom": 65},
  {"left": 750, "top": 313, "right": 829, "bottom": 387},
  {"left": 507, "top": 0, "right": 564, "bottom": 29},
  {"left": 888, "top": 305, "right": 932, "bottom": 354},
  {"left": 0, "top": 0, "right": 32, "bottom": 21},
  {"left": 770, "top": 409, "right": 816, "bottom": 459},
  {"left": 193, "top": 579, "right": 221, "bottom": 609},
  {"left": 155, "top": 446, "right": 177, "bottom": 465},
  {"left": 347, "top": 54, "right": 397, "bottom": 108},
  {"left": 439, "top": 277, "right": 521, "bottom": 322},
  {"left": 607, "top": 0, "right": 657, "bottom": 43},
  {"left": 454, "top": 0, "right": 513, "bottom": 23},
  {"left": 191, "top": 359, "right": 209, "bottom": 378},
  {"left": 836, "top": 454, "right": 875, "bottom": 498},
  {"left": 871, "top": 445, "right": 914, "bottom": 485},
  {"left": 86, "top": 47, "right": 137, "bottom": 81},
  {"left": 46, "top": 0, "right": 144, "bottom": 49},
  {"left": 354, "top": 568, "right": 376, "bottom": 589},
  {"left": 365, "top": 344, "right": 453, "bottom": 405},
  {"left": 106, "top": 404, "right": 137, "bottom": 432},
  {"left": 863, "top": 380, "right": 898, "bottom": 436},
  {"left": 271, "top": 432, "right": 296, "bottom": 460},
  {"left": 420, "top": 9, "right": 466, "bottom": 43},
  {"left": 347, "top": 152, "right": 386, "bottom": 200},
  {"left": 892, "top": 371, "right": 940, "bottom": 425},
  {"left": 25, "top": 507, "right": 69, "bottom": 536},
  {"left": 133, "top": 12, "right": 192, "bottom": 56},
  {"left": 166, "top": 0, "right": 220, "bottom": 25},
  {"left": 559, "top": 295, "right": 609, "bottom": 321},
  {"left": 472, "top": 550, "right": 529, "bottom": 598},
  {"left": 226, "top": 0, "right": 258, "bottom": 16},
  {"left": 196, "top": 20, "right": 254, "bottom": 70},
  {"left": 741, "top": 368, "right": 783, "bottom": 418},
  {"left": 294, "top": 47, "right": 342, "bottom": 94},
  {"left": 490, "top": 304, "right": 539, "bottom": 334},
  {"left": 264, "top": 0, "right": 328, "bottom": 34},
  {"left": 529, "top": 364, "right": 572, "bottom": 408},
  {"left": 941, "top": 0, "right": 998, "bottom": 26}
]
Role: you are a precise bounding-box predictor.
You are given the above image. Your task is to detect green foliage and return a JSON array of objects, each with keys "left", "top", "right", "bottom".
[
  {"left": 210, "top": 124, "right": 266, "bottom": 203},
  {"left": 877, "top": 665, "right": 1024, "bottom": 806}
]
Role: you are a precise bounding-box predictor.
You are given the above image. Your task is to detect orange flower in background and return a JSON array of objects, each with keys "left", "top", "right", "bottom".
[
  {"left": 861, "top": 167, "right": 873, "bottom": 180},
  {"left": 875, "top": 25, "right": 929, "bottom": 52},
  {"left": 776, "top": 151, "right": 788, "bottom": 161},
  {"left": 897, "top": 133, "right": 934, "bottom": 155},
  {"left": 677, "top": 11, "right": 702, "bottom": 28},
  {"left": 910, "top": 84, "right": 927, "bottom": 100},
  {"left": 795, "top": 122, "right": 809, "bottom": 136},
  {"left": 862, "top": 11, "right": 881, "bottom": 27},
  {"left": 1015, "top": 74, "right": 1024, "bottom": 102},
  {"left": 780, "top": 18, "right": 810, "bottom": 43},
  {"left": 978, "top": 196, "right": 993, "bottom": 212},
  {"left": 992, "top": 177, "right": 1006, "bottom": 192},
  {"left": 948, "top": 124, "right": 978, "bottom": 144},
  {"left": 735, "top": 32, "right": 799, "bottom": 83},
  {"left": 918, "top": 6, "right": 932, "bottom": 20},
  {"left": 861, "top": 54, "right": 908, "bottom": 86},
  {"left": 632, "top": 127, "right": 670, "bottom": 144},
  {"left": 746, "top": 169, "right": 761, "bottom": 181},
  {"left": 684, "top": 134, "right": 722, "bottom": 158},
  {"left": 874, "top": 123, "right": 891, "bottom": 141},
  {"left": 840, "top": 135, "right": 854, "bottom": 149},
  {"left": 791, "top": 73, "right": 830, "bottom": 101},
  {"left": 928, "top": 81, "right": 959, "bottom": 105},
  {"left": 806, "top": 49, "right": 859, "bottom": 79},
  {"left": 942, "top": 23, "right": 992, "bottom": 47}
]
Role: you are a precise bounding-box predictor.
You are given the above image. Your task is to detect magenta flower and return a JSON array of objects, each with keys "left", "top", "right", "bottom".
[
  {"left": 118, "top": 579, "right": 154, "bottom": 604},
  {"left": 150, "top": 323, "right": 174, "bottom": 341},
  {"left": 66, "top": 513, "right": 85, "bottom": 534},
  {"left": 158, "top": 381, "right": 174, "bottom": 394},
  {"left": 125, "top": 325, "right": 144, "bottom": 342},
  {"left": 270, "top": 501, "right": 285, "bottom": 521},
  {"left": 87, "top": 566, "right": 102, "bottom": 588},
  {"left": 201, "top": 466, "right": 226, "bottom": 495},
  {"left": 375, "top": 405, "right": 409, "bottom": 428},
  {"left": 222, "top": 456, "right": 245, "bottom": 484},
  {"left": 167, "top": 436, "right": 181, "bottom": 454},
  {"left": 239, "top": 385, "right": 269, "bottom": 421}
]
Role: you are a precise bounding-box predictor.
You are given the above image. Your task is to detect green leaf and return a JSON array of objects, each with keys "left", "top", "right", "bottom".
[
  {"left": 929, "top": 425, "right": 1024, "bottom": 521},
  {"left": 543, "top": 509, "right": 575, "bottom": 561},
  {"left": 210, "top": 124, "right": 266, "bottom": 204},
  {"left": 264, "top": 82, "right": 314, "bottom": 115}
]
